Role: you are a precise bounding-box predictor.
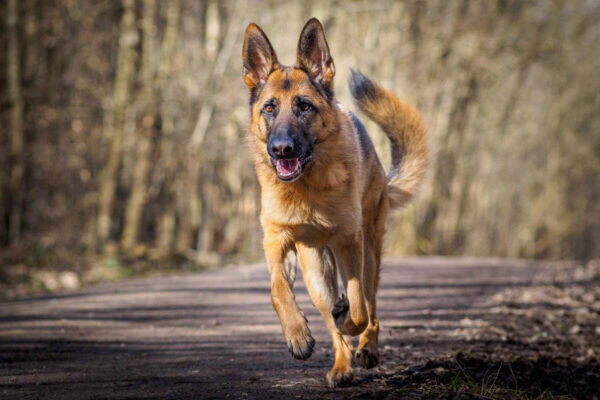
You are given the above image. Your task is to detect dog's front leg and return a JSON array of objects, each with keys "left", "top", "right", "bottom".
[
  {"left": 263, "top": 227, "right": 315, "bottom": 360},
  {"left": 330, "top": 232, "right": 369, "bottom": 337},
  {"left": 296, "top": 243, "right": 354, "bottom": 387}
]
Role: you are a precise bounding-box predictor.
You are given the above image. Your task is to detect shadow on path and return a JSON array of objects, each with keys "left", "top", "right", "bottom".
[{"left": 1, "top": 258, "right": 598, "bottom": 399}]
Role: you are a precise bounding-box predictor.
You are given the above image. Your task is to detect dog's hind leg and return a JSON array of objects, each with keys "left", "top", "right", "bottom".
[
  {"left": 264, "top": 229, "right": 315, "bottom": 360},
  {"left": 356, "top": 197, "right": 387, "bottom": 369},
  {"left": 355, "top": 238, "right": 380, "bottom": 369},
  {"left": 296, "top": 243, "right": 354, "bottom": 387},
  {"left": 329, "top": 232, "right": 369, "bottom": 337}
]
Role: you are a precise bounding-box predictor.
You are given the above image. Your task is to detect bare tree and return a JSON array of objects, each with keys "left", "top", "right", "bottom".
[
  {"left": 155, "top": 0, "right": 182, "bottom": 255},
  {"left": 6, "top": 0, "right": 24, "bottom": 244},
  {"left": 96, "top": 0, "right": 138, "bottom": 246},
  {"left": 121, "top": 0, "right": 158, "bottom": 250},
  {"left": 1, "top": 0, "right": 599, "bottom": 276}
]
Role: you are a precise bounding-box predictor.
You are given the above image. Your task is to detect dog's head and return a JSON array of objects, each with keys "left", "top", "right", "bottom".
[{"left": 242, "top": 18, "right": 338, "bottom": 182}]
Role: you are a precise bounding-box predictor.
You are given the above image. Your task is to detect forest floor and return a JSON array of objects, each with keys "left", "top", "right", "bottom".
[{"left": 1, "top": 257, "right": 599, "bottom": 399}]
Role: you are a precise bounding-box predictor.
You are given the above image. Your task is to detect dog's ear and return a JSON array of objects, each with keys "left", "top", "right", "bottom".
[
  {"left": 242, "top": 23, "right": 279, "bottom": 91},
  {"left": 296, "top": 18, "right": 335, "bottom": 94}
]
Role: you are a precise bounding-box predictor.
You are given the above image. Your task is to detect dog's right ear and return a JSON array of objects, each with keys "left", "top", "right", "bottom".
[{"left": 242, "top": 23, "right": 279, "bottom": 91}]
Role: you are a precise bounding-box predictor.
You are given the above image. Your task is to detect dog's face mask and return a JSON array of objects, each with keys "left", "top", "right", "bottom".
[{"left": 242, "top": 19, "right": 336, "bottom": 182}]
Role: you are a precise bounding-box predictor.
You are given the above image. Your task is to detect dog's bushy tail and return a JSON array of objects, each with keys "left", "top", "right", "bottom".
[{"left": 349, "top": 70, "right": 430, "bottom": 210}]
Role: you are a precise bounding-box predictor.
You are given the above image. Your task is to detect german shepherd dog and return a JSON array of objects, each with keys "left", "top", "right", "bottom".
[{"left": 242, "top": 18, "right": 429, "bottom": 387}]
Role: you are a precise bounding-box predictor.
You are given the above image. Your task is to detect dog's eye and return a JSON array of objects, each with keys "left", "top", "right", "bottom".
[
  {"left": 264, "top": 104, "right": 274, "bottom": 114},
  {"left": 299, "top": 102, "right": 312, "bottom": 112}
]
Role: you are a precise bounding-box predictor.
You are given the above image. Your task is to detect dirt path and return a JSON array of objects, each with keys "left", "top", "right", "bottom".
[{"left": 1, "top": 258, "right": 598, "bottom": 399}]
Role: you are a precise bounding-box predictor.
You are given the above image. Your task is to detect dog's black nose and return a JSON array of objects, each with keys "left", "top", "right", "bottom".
[{"left": 270, "top": 137, "right": 295, "bottom": 158}]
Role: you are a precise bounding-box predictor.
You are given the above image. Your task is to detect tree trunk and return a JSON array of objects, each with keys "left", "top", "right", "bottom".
[
  {"left": 6, "top": 0, "right": 24, "bottom": 245},
  {"left": 189, "top": 7, "right": 240, "bottom": 254},
  {"left": 155, "top": 0, "right": 181, "bottom": 255},
  {"left": 121, "top": 0, "right": 157, "bottom": 250},
  {"left": 172, "top": 0, "right": 216, "bottom": 255},
  {"left": 96, "top": 0, "right": 138, "bottom": 247}
]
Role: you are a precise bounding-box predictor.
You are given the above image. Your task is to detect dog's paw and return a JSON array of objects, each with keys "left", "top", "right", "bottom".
[
  {"left": 326, "top": 367, "right": 354, "bottom": 388},
  {"left": 355, "top": 346, "right": 379, "bottom": 369},
  {"left": 332, "top": 294, "right": 349, "bottom": 330},
  {"left": 286, "top": 322, "right": 315, "bottom": 360}
]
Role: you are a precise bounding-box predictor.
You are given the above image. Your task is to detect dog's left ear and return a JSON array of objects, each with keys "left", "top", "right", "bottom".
[{"left": 296, "top": 18, "right": 335, "bottom": 94}]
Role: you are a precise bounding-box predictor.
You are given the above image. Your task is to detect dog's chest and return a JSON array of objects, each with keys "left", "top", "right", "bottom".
[{"left": 261, "top": 188, "right": 360, "bottom": 245}]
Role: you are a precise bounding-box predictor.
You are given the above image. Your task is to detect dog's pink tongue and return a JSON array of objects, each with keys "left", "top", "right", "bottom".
[{"left": 276, "top": 158, "right": 300, "bottom": 175}]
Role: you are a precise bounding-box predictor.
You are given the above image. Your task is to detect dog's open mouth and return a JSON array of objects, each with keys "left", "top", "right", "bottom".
[
  {"left": 272, "top": 153, "right": 312, "bottom": 182},
  {"left": 276, "top": 158, "right": 301, "bottom": 179}
]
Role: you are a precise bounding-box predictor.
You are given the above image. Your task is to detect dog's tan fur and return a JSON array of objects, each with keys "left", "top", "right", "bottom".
[{"left": 242, "top": 18, "right": 429, "bottom": 387}]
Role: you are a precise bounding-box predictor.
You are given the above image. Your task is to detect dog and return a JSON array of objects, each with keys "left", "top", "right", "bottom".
[{"left": 242, "top": 18, "right": 430, "bottom": 387}]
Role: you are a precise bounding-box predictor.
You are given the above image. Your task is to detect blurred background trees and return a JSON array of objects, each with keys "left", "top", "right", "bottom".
[{"left": 0, "top": 0, "right": 599, "bottom": 293}]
